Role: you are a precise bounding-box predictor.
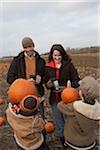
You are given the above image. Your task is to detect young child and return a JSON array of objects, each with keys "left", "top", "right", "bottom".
[
  {"left": 6, "top": 95, "right": 50, "bottom": 150},
  {"left": 57, "top": 76, "right": 100, "bottom": 150}
]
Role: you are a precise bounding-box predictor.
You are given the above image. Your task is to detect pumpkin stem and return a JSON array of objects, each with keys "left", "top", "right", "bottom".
[{"left": 67, "top": 80, "right": 71, "bottom": 88}]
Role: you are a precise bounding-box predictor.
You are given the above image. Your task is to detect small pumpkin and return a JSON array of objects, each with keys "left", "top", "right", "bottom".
[
  {"left": 0, "top": 117, "right": 5, "bottom": 126},
  {"left": 7, "top": 78, "right": 38, "bottom": 104},
  {"left": 61, "top": 87, "right": 79, "bottom": 104},
  {"left": 0, "top": 98, "right": 4, "bottom": 104},
  {"left": 44, "top": 122, "right": 54, "bottom": 133}
]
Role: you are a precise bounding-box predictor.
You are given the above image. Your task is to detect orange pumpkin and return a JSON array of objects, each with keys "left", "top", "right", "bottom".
[
  {"left": 0, "top": 98, "right": 4, "bottom": 104},
  {"left": 7, "top": 78, "right": 38, "bottom": 104},
  {"left": 61, "top": 87, "right": 79, "bottom": 104},
  {"left": 0, "top": 117, "right": 5, "bottom": 126},
  {"left": 44, "top": 122, "right": 54, "bottom": 133}
]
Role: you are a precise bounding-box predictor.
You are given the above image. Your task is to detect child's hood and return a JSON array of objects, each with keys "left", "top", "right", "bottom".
[
  {"left": 6, "top": 103, "right": 45, "bottom": 134},
  {"left": 73, "top": 100, "right": 100, "bottom": 120},
  {"left": 79, "top": 76, "right": 99, "bottom": 102}
]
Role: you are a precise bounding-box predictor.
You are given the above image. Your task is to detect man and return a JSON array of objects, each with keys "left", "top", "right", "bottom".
[{"left": 7, "top": 37, "right": 45, "bottom": 119}]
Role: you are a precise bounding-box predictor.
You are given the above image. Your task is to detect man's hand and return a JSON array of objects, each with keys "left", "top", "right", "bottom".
[{"left": 35, "top": 75, "right": 41, "bottom": 84}]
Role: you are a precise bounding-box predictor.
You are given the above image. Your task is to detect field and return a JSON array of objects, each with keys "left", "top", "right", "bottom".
[{"left": 0, "top": 52, "right": 99, "bottom": 150}]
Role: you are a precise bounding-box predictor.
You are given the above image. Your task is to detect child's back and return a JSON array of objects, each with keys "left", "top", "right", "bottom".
[
  {"left": 57, "top": 76, "right": 100, "bottom": 150},
  {"left": 6, "top": 95, "right": 50, "bottom": 150}
]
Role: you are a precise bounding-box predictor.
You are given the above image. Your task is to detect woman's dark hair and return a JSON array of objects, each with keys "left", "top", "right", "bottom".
[{"left": 48, "top": 44, "right": 71, "bottom": 62}]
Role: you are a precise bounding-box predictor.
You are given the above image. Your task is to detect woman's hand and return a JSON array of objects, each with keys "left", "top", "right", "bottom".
[{"left": 46, "top": 79, "right": 54, "bottom": 88}]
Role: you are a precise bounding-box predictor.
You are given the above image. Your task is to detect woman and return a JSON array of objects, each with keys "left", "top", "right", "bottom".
[{"left": 44, "top": 44, "right": 80, "bottom": 147}]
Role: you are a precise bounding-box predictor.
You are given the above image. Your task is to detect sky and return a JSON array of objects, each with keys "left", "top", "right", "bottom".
[{"left": 0, "top": 0, "right": 99, "bottom": 57}]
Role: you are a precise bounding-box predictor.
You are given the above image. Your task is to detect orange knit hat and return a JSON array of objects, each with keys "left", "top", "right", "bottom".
[{"left": 20, "top": 95, "right": 40, "bottom": 113}]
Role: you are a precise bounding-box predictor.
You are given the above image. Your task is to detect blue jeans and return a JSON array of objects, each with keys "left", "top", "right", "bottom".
[
  {"left": 39, "top": 100, "right": 45, "bottom": 119},
  {"left": 51, "top": 102, "right": 65, "bottom": 137}
]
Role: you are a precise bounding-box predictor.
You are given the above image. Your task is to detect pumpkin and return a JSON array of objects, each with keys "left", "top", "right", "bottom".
[
  {"left": 7, "top": 78, "right": 38, "bottom": 104},
  {"left": 0, "top": 98, "right": 4, "bottom": 104},
  {"left": 0, "top": 117, "right": 5, "bottom": 126},
  {"left": 61, "top": 87, "right": 79, "bottom": 104},
  {"left": 44, "top": 122, "right": 54, "bottom": 133}
]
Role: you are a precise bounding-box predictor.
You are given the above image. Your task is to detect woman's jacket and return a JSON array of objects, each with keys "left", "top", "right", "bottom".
[{"left": 44, "top": 59, "right": 80, "bottom": 105}]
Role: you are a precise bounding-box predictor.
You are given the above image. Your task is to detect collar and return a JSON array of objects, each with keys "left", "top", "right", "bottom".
[
  {"left": 24, "top": 51, "right": 36, "bottom": 60},
  {"left": 73, "top": 100, "right": 100, "bottom": 120},
  {"left": 8, "top": 103, "right": 34, "bottom": 119},
  {"left": 45, "top": 60, "right": 59, "bottom": 69}
]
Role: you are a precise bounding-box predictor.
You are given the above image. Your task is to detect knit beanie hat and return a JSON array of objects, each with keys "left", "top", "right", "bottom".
[
  {"left": 20, "top": 95, "right": 40, "bottom": 113},
  {"left": 79, "top": 76, "right": 99, "bottom": 103},
  {"left": 22, "top": 37, "right": 35, "bottom": 48}
]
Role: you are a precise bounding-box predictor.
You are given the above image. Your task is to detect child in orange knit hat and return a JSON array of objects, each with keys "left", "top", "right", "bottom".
[{"left": 6, "top": 95, "right": 50, "bottom": 150}]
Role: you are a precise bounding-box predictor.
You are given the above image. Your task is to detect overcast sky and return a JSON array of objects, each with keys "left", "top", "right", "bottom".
[{"left": 0, "top": 0, "right": 99, "bottom": 57}]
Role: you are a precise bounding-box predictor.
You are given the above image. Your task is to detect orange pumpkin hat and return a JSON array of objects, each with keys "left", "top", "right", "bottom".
[
  {"left": 7, "top": 78, "right": 38, "bottom": 104},
  {"left": 20, "top": 95, "right": 40, "bottom": 113}
]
